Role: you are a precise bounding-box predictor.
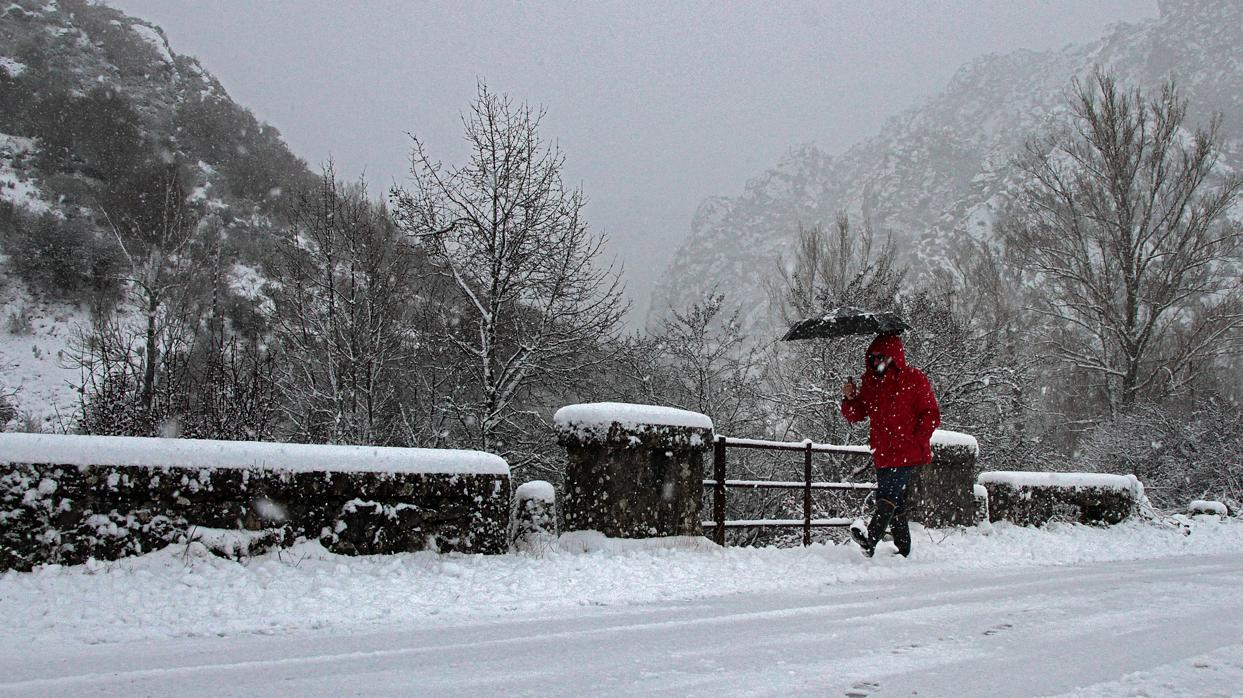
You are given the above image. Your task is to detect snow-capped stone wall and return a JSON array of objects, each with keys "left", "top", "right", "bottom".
[
  {"left": 554, "top": 402, "right": 713, "bottom": 539},
  {"left": 1189, "top": 499, "right": 1229, "bottom": 517},
  {"left": 902, "top": 430, "right": 981, "bottom": 528},
  {"left": 977, "top": 471, "right": 1142, "bottom": 526},
  {"left": 0, "top": 434, "right": 511, "bottom": 570},
  {"left": 554, "top": 402, "right": 713, "bottom": 448}
]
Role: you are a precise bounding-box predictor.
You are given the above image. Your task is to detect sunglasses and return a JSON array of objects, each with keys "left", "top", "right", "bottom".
[{"left": 868, "top": 353, "right": 888, "bottom": 364}]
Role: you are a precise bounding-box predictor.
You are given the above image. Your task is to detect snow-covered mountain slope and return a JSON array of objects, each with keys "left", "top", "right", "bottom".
[
  {"left": 0, "top": 0, "right": 312, "bottom": 423},
  {"left": 0, "top": 0, "right": 312, "bottom": 215},
  {"left": 0, "top": 282, "right": 86, "bottom": 429},
  {"left": 650, "top": 0, "right": 1243, "bottom": 333}
]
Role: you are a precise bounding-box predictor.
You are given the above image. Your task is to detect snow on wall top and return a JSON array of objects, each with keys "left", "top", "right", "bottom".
[
  {"left": 1190, "top": 500, "right": 1228, "bottom": 515},
  {"left": 978, "top": 471, "right": 1140, "bottom": 492},
  {"left": 0, "top": 433, "right": 510, "bottom": 476},
  {"left": 931, "top": 429, "right": 979, "bottom": 455},
  {"left": 515, "top": 480, "right": 556, "bottom": 503},
  {"left": 554, "top": 402, "right": 713, "bottom": 431}
]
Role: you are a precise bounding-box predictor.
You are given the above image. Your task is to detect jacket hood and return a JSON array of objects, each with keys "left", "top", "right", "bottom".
[{"left": 866, "top": 334, "right": 908, "bottom": 371}]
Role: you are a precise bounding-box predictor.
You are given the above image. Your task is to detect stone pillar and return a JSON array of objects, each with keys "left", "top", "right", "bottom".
[
  {"left": 973, "top": 484, "right": 990, "bottom": 525},
  {"left": 509, "top": 480, "right": 557, "bottom": 552},
  {"left": 904, "top": 430, "right": 979, "bottom": 528},
  {"left": 554, "top": 402, "right": 713, "bottom": 539}
]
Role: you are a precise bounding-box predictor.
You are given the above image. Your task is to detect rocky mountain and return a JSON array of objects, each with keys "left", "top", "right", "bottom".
[
  {"left": 0, "top": 0, "right": 312, "bottom": 222},
  {"left": 0, "top": 0, "right": 312, "bottom": 422},
  {"left": 650, "top": 0, "right": 1243, "bottom": 333}
]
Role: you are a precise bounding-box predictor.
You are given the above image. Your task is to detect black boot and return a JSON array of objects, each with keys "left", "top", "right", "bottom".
[
  {"left": 848, "top": 520, "right": 874, "bottom": 557},
  {"left": 890, "top": 510, "right": 911, "bottom": 557},
  {"left": 852, "top": 499, "right": 898, "bottom": 557}
]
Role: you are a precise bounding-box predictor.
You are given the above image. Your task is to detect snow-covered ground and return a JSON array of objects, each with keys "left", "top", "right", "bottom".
[
  {"left": 1, "top": 517, "right": 1242, "bottom": 696},
  {"left": 0, "top": 284, "right": 86, "bottom": 428}
]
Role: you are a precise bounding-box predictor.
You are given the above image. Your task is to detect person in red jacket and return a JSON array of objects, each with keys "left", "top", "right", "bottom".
[{"left": 841, "top": 333, "right": 940, "bottom": 557}]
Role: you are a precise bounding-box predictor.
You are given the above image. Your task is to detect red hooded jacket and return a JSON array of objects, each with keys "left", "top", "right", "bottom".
[{"left": 840, "top": 334, "right": 941, "bottom": 469}]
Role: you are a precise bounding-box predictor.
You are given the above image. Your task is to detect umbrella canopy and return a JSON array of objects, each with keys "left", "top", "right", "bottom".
[{"left": 780, "top": 307, "right": 910, "bottom": 341}]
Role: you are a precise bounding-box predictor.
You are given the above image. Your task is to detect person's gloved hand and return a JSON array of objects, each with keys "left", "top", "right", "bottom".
[{"left": 842, "top": 377, "right": 858, "bottom": 400}]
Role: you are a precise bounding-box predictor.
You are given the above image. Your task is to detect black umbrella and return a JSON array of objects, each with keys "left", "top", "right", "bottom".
[{"left": 780, "top": 306, "right": 910, "bottom": 341}]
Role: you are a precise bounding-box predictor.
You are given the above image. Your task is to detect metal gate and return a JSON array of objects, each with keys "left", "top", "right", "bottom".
[{"left": 703, "top": 435, "right": 876, "bottom": 546}]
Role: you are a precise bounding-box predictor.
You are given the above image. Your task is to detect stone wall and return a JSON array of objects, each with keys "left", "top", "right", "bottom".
[
  {"left": 977, "top": 472, "right": 1141, "bottom": 526},
  {"left": 555, "top": 403, "right": 712, "bottom": 539},
  {"left": 904, "top": 434, "right": 979, "bottom": 528},
  {"left": 0, "top": 434, "right": 510, "bottom": 571}
]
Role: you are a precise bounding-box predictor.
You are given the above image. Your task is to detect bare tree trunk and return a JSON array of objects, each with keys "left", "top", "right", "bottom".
[{"left": 141, "top": 286, "right": 159, "bottom": 414}]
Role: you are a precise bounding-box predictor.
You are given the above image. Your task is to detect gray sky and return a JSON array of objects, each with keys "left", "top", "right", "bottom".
[{"left": 108, "top": 0, "right": 1158, "bottom": 323}]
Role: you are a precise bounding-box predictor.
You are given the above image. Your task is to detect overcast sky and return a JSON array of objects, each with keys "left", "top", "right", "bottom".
[{"left": 107, "top": 0, "right": 1158, "bottom": 323}]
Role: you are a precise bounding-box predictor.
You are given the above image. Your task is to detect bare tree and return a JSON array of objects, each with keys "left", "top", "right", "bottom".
[
  {"left": 897, "top": 284, "right": 1036, "bottom": 470},
  {"left": 620, "top": 293, "right": 766, "bottom": 437},
  {"left": 1001, "top": 70, "right": 1243, "bottom": 416},
  {"left": 271, "top": 168, "right": 414, "bottom": 445},
  {"left": 75, "top": 165, "right": 279, "bottom": 439},
  {"left": 770, "top": 215, "right": 905, "bottom": 323},
  {"left": 97, "top": 164, "right": 198, "bottom": 415},
  {"left": 391, "top": 84, "right": 626, "bottom": 470},
  {"left": 763, "top": 215, "right": 1035, "bottom": 472},
  {"left": 1075, "top": 396, "right": 1243, "bottom": 510},
  {"left": 764, "top": 216, "right": 905, "bottom": 446}
]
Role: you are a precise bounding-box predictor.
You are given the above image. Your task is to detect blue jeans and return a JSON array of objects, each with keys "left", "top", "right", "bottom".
[
  {"left": 871, "top": 466, "right": 917, "bottom": 556},
  {"left": 876, "top": 466, "right": 916, "bottom": 514}
]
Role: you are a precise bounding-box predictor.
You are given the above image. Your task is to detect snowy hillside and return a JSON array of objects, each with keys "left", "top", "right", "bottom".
[
  {"left": 0, "top": 0, "right": 312, "bottom": 423},
  {"left": 650, "top": 0, "right": 1243, "bottom": 332},
  {"left": 0, "top": 283, "right": 87, "bottom": 428}
]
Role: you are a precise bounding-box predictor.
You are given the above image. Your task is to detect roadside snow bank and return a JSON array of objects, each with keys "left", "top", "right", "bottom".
[{"left": 3, "top": 517, "right": 1242, "bottom": 648}]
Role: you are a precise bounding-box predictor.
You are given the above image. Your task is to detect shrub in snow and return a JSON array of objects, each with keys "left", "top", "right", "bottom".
[
  {"left": 509, "top": 480, "right": 557, "bottom": 553},
  {"left": 188, "top": 526, "right": 288, "bottom": 561},
  {"left": 0, "top": 433, "right": 511, "bottom": 570},
  {"left": 5, "top": 210, "right": 124, "bottom": 305},
  {"left": 554, "top": 402, "right": 713, "bottom": 539},
  {"left": 977, "top": 471, "right": 1142, "bottom": 527},
  {"left": 0, "top": 394, "right": 17, "bottom": 429},
  {"left": 1074, "top": 397, "right": 1243, "bottom": 510}
]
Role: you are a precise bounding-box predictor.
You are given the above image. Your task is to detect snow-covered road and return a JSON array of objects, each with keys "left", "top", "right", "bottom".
[{"left": 3, "top": 552, "right": 1242, "bottom": 697}]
